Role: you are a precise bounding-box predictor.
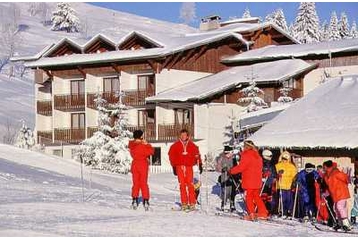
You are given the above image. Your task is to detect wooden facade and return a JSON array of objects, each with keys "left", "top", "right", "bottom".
[
  {"left": 118, "top": 34, "right": 161, "bottom": 50},
  {"left": 47, "top": 41, "right": 82, "bottom": 57},
  {"left": 37, "top": 100, "right": 52, "bottom": 116},
  {"left": 84, "top": 39, "right": 116, "bottom": 54},
  {"left": 54, "top": 94, "right": 85, "bottom": 111},
  {"left": 54, "top": 128, "right": 86, "bottom": 144}
]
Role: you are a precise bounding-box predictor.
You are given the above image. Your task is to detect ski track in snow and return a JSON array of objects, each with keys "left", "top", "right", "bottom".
[{"left": 0, "top": 144, "right": 356, "bottom": 236}]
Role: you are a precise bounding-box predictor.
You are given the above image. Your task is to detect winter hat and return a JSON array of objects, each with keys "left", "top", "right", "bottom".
[
  {"left": 280, "top": 151, "right": 291, "bottom": 161},
  {"left": 262, "top": 149, "right": 273, "bottom": 160},
  {"left": 305, "top": 163, "right": 315, "bottom": 169},
  {"left": 244, "top": 140, "right": 256, "bottom": 149},
  {"left": 133, "top": 130, "right": 144, "bottom": 139},
  {"left": 224, "top": 145, "right": 233, "bottom": 153}
]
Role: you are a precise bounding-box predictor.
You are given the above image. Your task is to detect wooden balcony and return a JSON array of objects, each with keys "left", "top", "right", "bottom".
[
  {"left": 158, "top": 123, "right": 194, "bottom": 141},
  {"left": 274, "top": 88, "right": 303, "bottom": 101},
  {"left": 37, "top": 100, "right": 52, "bottom": 116},
  {"left": 54, "top": 128, "right": 85, "bottom": 144},
  {"left": 87, "top": 124, "right": 156, "bottom": 141},
  {"left": 87, "top": 90, "right": 148, "bottom": 109},
  {"left": 54, "top": 94, "right": 85, "bottom": 111},
  {"left": 37, "top": 130, "right": 53, "bottom": 145}
]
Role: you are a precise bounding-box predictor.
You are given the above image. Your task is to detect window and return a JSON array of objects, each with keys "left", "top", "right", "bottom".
[
  {"left": 71, "top": 80, "right": 85, "bottom": 95},
  {"left": 137, "top": 74, "right": 155, "bottom": 95},
  {"left": 72, "top": 113, "right": 85, "bottom": 129},
  {"left": 138, "top": 109, "right": 155, "bottom": 126},
  {"left": 150, "top": 147, "right": 161, "bottom": 166},
  {"left": 175, "top": 109, "right": 192, "bottom": 125},
  {"left": 283, "top": 78, "right": 295, "bottom": 88},
  {"left": 103, "top": 76, "right": 120, "bottom": 92}
]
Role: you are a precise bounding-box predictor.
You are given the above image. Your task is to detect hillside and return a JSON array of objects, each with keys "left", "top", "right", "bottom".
[
  {"left": 0, "top": 2, "right": 197, "bottom": 141},
  {"left": 0, "top": 143, "right": 340, "bottom": 236}
]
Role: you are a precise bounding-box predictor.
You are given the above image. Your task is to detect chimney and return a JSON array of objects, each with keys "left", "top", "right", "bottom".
[{"left": 200, "top": 15, "right": 221, "bottom": 31}]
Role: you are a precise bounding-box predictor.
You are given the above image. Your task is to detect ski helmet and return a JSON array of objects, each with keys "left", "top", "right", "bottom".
[{"left": 262, "top": 149, "right": 273, "bottom": 160}]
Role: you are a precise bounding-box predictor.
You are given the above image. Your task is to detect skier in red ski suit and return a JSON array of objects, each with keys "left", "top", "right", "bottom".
[
  {"left": 128, "top": 130, "right": 154, "bottom": 209},
  {"left": 169, "top": 129, "right": 202, "bottom": 211},
  {"left": 229, "top": 140, "right": 268, "bottom": 220}
]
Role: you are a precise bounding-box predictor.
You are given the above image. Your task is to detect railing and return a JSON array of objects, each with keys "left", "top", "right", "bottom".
[
  {"left": 158, "top": 123, "right": 194, "bottom": 141},
  {"left": 37, "top": 100, "right": 52, "bottom": 116},
  {"left": 54, "top": 94, "right": 85, "bottom": 111},
  {"left": 54, "top": 128, "right": 85, "bottom": 144},
  {"left": 37, "top": 130, "right": 53, "bottom": 144},
  {"left": 274, "top": 88, "right": 303, "bottom": 101},
  {"left": 87, "top": 90, "right": 149, "bottom": 109},
  {"left": 87, "top": 124, "right": 156, "bottom": 141},
  {"left": 87, "top": 126, "right": 99, "bottom": 138}
]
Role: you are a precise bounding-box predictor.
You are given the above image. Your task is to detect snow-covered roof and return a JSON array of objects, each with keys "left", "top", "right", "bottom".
[
  {"left": 82, "top": 33, "right": 117, "bottom": 50},
  {"left": 25, "top": 32, "right": 248, "bottom": 68},
  {"left": 221, "top": 17, "right": 261, "bottom": 25},
  {"left": 223, "top": 38, "right": 358, "bottom": 64},
  {"left": 42, "top": 38, "right": 83, "bottom": 57},
  {"left": 239, "top": 103, "right": 292, "bottom": 130},
  {"left": 10, "top": 44, "right": 55, "bottom": 62},
  {"left": 146, "top": 59, "right": 315, "bottom": 102},
  {"left": 249, "top": 75, "right": 358, "bottom": 149},
  {"left": 117, "top": 31, "right": 165, "bottom": 48}
]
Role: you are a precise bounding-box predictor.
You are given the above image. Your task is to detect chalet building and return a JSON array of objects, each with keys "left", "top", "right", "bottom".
[
  {"left": 249, "top": 74, "right": 358, "bottom": 182},
  {"left": 18, "top": 19, "right": 300, "bottom": 172}
]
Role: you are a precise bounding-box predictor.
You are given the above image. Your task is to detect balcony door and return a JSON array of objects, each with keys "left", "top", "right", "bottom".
[
  {"left": 175, "top": 109, "right": 193, "bottom": 126},
  {"left": 138, "top": 109, "right": 155, "bottom": 139},
  {"left": 137, "top": 74, "right": 155, "bottom": 96},
  {"left": 71, "top": 80, "right": 85, "bottom": 95},
  {"left": 104, "top": 76, "right": 120, "bottom": 92},
  {"left": 71, "top": 113, "right": 86, "bottom": 129}
]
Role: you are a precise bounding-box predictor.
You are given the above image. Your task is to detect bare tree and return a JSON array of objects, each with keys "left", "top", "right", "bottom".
[
  {"left": 179, "top": 2, "right": 196, "bottom": 25},
  {"left": 2, "top": 118, "right": 18, "bottom": 145}
]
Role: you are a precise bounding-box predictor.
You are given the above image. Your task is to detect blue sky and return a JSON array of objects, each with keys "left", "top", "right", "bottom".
[{"left": 89, "top": 2, "right": 358, "bottom": 27}]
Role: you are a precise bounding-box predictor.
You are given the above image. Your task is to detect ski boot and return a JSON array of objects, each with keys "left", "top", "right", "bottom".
[
  {"left": 143, "top": 199, "right": 150, "bottom": 211},
  {"left": 332, "top": 223, "right": 342, "bottom": 231},
  {"left": 186, "top": 204, "right": 196, "bottom": 212},
  {"left": 181, "top": 203, "right": 188, "bottom": 211},
  {"left": 230, "top": 201, "right": 236, "bottom": 213},
  {"left": 302, "top": 216, "right": 309, "bottom": 223},
  {"left": 131, "top": 197, "right": 139, "bottom": 210},
  {"left": 342, "top": 218, "right": 353, "bottom": 231}
]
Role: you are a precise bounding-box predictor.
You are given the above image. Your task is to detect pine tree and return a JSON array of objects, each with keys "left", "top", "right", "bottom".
[
  {"left": 329, "top": 11, "right": 341, "bottom": 41},
  {"left": 277, "top": 87, "right": 293, "bottom": 104},
  {"left": 78, "top": 91, "right": 132, "bottom": 174},
  {"left": 338, "top": 12, "right": 350, "bottom": 39},
  {"left": 15, "top": 120, "right": 35, "bottom": 149},
  {"left": 293, "top": 2, "right": 321, "bottom": 43},
  {"left": 265, "top": 9, "right": 288, "bottom": 32},
  {"left": 242, "top": 8, "right": 251, "bottom": 18},
  {"left": 350, "top": 21, "right": 358, "bottom": 38},
  {"left": 51, "top": 2, "right": 80, "bottom": 33},
  {"left": 320, "top": 20, "right": 330, "bottom": 42},
  {"left": 238, "top": 67, "right": 267, "bottom": 113},
  {"left": 288, "top": 23, "right": 295, "bottom": 37}
]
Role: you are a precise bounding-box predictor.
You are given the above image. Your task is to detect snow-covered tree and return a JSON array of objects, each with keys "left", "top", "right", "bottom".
[
  {"left": 238, "top": 68, "right": 267, "bottom": 112},
  {"left": 277, "top": 87, "right": 293, "bottom": 104},
  {"left": 320, "top": 20, "right": 330, "bottom": 42},
  {"left": 15, "top": 120, "right": 35, "bottom": 149},
  {"left": 51, "top": 2, "right": 80, "bottom": 33},
  {"left": 242, "top": 8, "right": 251, "bottom": 18},
  {"left": 350, "top": 21, "right": 358, "bottom": 38},
  {"left": 329, "top": 11, "right": 341, "bottom": 41},
  {"left": 293, "top": 2, "right": 320, "bottom": 43},
  {"left": 179, "top": 2, "right": 196, "bottom": 25},
  {"left": 288, "top": 23, "right": 295, "bottom": 37},
  {"left": 338, "top": 12, "right": 350, "bottom": 39},
  {"left": 78, "top": 91, "right": 132, "bottom": 174},
  {"left": 265, "top": 9, "right": 288, "bottom": 32}
]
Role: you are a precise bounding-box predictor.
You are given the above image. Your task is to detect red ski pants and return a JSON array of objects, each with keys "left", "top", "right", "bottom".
[
  {"left": 246, "top": 189, "right": 268, "bottom": 216},
  {"left": 131, "top": 162, "right": 150, "bottom": 200},
  {"left": 176, "top": 165, "right": 196, "bottom": 205}
]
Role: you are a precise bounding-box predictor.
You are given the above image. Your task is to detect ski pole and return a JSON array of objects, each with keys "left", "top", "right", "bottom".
[
  {"left": 292, "top": 182, "right": 299, "bottom": 220},
  {"left": 323, "top": 196, "right": 338, "bottom": 225},
  {"left": 278, "top": 177, "right": 284, "bottom": 216}
]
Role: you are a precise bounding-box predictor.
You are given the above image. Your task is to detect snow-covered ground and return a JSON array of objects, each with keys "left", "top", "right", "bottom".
[{"left": 0, "top": 144, "right": 353, "bottom": 236}]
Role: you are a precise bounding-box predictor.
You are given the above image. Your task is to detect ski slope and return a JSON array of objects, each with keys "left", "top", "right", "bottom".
[{"left": 0, "top": 144, "right": 353, "bottom": 236}]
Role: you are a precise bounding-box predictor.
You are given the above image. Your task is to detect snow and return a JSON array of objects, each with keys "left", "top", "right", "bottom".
[
  {"left": 147, "top": 59, "right": 315, "bottom": 102},
  {"left": 0, "top": 143, "right": 349, "bottom": 236},
  {"left": 249, "top": 75, "right": 358, "bottom": 149},
  {"left": 223, "top": 37, "right": 358, "bottom": 63},
  {"left": 221, "top": 17, "right": 261, "bottom": 25},
  {"left": 25, "top": 32, "right": 247, "bottom": 68}
]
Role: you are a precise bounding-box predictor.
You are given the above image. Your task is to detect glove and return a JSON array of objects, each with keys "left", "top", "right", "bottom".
[
  {"left": 199, "top": 163, "right": 203, "bottom": 174},
  {"left": 278, "top": 169, "right": 284, "bottom": 175},
  {"left": 263, "top": 170, "right": 271, "bottom": 178},
  {"left": 172, "top": 166, "right": 177, "bottom": 176}
]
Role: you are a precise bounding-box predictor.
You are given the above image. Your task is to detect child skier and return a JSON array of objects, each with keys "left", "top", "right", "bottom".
[
  {"left": 323, "top": 160, "right": 353, "bottom": 231},
  {"left": 261, "top": 149, "right": 278, "bottom": 216},
  {"left": 216, "top": 145, "right": 237, "bottom": 212},
  {"left": 296, "top": 163, "right": 320, "bottom": 222},
  {"left": 275, "top": 151, "right": 297, "bottom": 218}
]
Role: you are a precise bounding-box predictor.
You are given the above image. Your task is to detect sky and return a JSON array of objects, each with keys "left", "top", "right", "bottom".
[{"left": 89, "top": 2, "right": 358, "bottom": 28}]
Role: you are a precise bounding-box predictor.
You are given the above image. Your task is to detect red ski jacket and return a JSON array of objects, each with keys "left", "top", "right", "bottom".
[
  {"left": 230, "top": 148, "right": 263, "bottom": 190},
  {"left": 168, "top": 139, "right": 201, "bottom": 167},
  {"left": 324, "top": 167, "right": 350, "bottom": 203},
  {"left": 128, "top": 140, "right": 154, "bottom": 164}
]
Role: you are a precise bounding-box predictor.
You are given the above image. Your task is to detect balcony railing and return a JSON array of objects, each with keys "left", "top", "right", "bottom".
[
  {"left": 158, "top": 123, "right": 194, "bottom": 141},
  {"left": 54, "top": 94, "right": 85, "bottom": 111},
  {"left": 54, "top": 128, "right": 85, "bottom": 144},
  {"left": 37, "top": 100, "right": 52, "bottom": 116},
  {"left": 274, "top": 88, "right": 303, "bottom": 101},
  {"left": 87, "top": 90, "right": 148, "bottom": 109},
  {"left": 37, "top": 130, "right": 53, "bottom": 145},
  {"left": 87, "top": 124, "right": 156, "bottom": 141}
]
